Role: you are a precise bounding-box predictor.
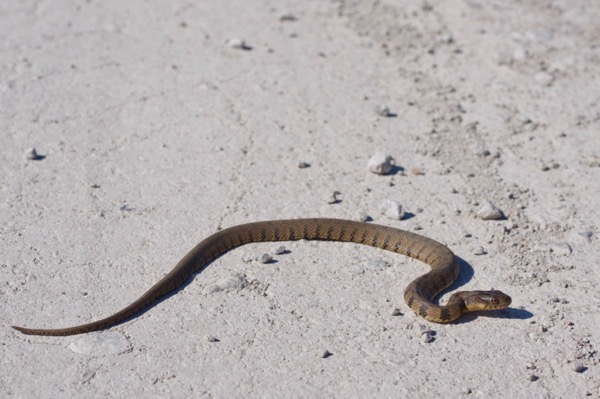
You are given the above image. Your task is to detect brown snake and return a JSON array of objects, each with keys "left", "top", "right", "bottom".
[{"left": 13, "top": 218, "right": 511, "bottom": 336}]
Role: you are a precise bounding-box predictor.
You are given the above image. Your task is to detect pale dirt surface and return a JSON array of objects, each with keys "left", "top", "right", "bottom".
[{"left": 1, "top": 1, "right": 599, "bottom": 398}]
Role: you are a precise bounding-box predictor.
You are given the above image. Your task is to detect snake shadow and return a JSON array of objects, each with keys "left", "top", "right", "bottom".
[
  {"left": 441, "top": 256, "right": 532, "bottom": 324},
  {"left": 90, "top": 260, "right": 218, "bottom": 330},
  {"left": 90, "top": 252, "right": 530, "bottom": 331}
]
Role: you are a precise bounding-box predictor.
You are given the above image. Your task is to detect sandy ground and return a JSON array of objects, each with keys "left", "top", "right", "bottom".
[{"left": 2, "top": 0, "right": 599, "bottom": 397}]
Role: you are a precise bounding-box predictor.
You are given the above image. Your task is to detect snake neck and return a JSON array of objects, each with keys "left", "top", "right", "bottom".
[{"left": 403, "top": 272, "right": 464, "bottom": 323}]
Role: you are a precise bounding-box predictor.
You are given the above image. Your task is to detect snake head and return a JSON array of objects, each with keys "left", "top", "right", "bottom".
[{"left": 459, "top": 290, "right": 512, "bottom": 312}]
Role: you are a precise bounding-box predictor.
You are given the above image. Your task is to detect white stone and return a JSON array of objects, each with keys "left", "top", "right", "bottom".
[
  {"left": 25, "top": 147, "right": 39, "bottom": 160},
  {"left": 379, "top": 199, "right": 405, "bottom": 220},
  {"left": 477, "top": 201, "right": 504, "bottom": 220},
  {"left": 255, "top": 253, "right": 273, "bottom": 263},
  {"left": 473, "top": 246, "right": 487, "bottom": 255},
  {"left": 227, "top": 37, "right": 249, "bottom": 50},
  {"left": 368, "top": 153, "right": 394, "bottom": 175}
]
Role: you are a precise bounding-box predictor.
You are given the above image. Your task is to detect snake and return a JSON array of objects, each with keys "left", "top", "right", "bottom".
[{"left": 12, "top": 218, "right": 511, "bottom": 336}]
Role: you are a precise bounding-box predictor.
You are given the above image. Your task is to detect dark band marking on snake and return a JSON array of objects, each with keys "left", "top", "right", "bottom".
[{"left": 12, "top": 218, "right": 511, "bottom": 336}]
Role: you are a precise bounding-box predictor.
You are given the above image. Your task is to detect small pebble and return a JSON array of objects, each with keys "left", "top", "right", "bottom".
[
  {"left": 440, "top": 33, "right": 453, "bottom": 43},
  {"left": 255, "top": 253, "right": 273, "bottom": 264},
  {"left": 540, "top": 161, "right": 560, "bottom": 171},
  {"left": 526, "top": 362, "right": 536, "bottom": 370},
  {"left": 391, "top": 308, "right": 403, "bottom": 316},
  {"left": 571, "top": 361, "right": 586, "bottom": 373},
  {"left": 519, "top": 115, "right": 533, "bottom": 124},
  {"left": 576, "top": 230, "right": 593, "bottom": 243},
  {"left": 25, "top": 147, "right": 41, "bottom": 160},
  {"left": 473, "top": 246, "right": 487, "bottom": 255},
  {"left": 321, "top": 350, "right": 333, "bottom": 358},
  {"left": 368, "top": 153, "right": 394, "bottom": 175},
  {"left": 325, "top": 190, "right": 341, "bottom": 204},
  {"left": 503, "top": 222, "right": 517, "bottom": 233},
  {"left": 471, "top": 143, "right": 491, "bottom": 157},
  {"left": 477, "top": 201, "right": 504, "bottom": 220},
  {"left": 415, "top": 324, "right": 434, "bottom": 341},
  {"left": 357, "top": 210, "right": 370, "bottom": 222},
  {"left": 379, "top": 199, "right": 405, "bottom": 220},
  {"left": 298, "top": 161, "right": 310, "bottom": 168},
  {"left": 375, "top": 105, "right": 393, "bottom": 117},
  {"left": 279, "top": 12, "right": 297, "bottom": 22},
  {"left": 205, "top": 335, "right": 220, "bottom": 342},
  {"left": 527, "top": 374, "right": 539, "bottom": 382},
  {"left": 227, "top": 37, "right": 251, "bottom": 50},
  {"left": 421, "top": 332, "right": 434, "bottom": 343},
  {"left": 273, "top": 246, "right": 287, "bottom": 255}
]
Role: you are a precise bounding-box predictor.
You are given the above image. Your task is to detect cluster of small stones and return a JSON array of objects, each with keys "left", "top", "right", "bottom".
[{"left": 243, "top": 246, "right": 288, "bottom": 265}]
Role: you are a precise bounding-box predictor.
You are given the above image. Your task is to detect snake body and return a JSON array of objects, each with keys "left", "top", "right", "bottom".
[{"left": 13, "top": 218, "right": 511, "bottom": 336}]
